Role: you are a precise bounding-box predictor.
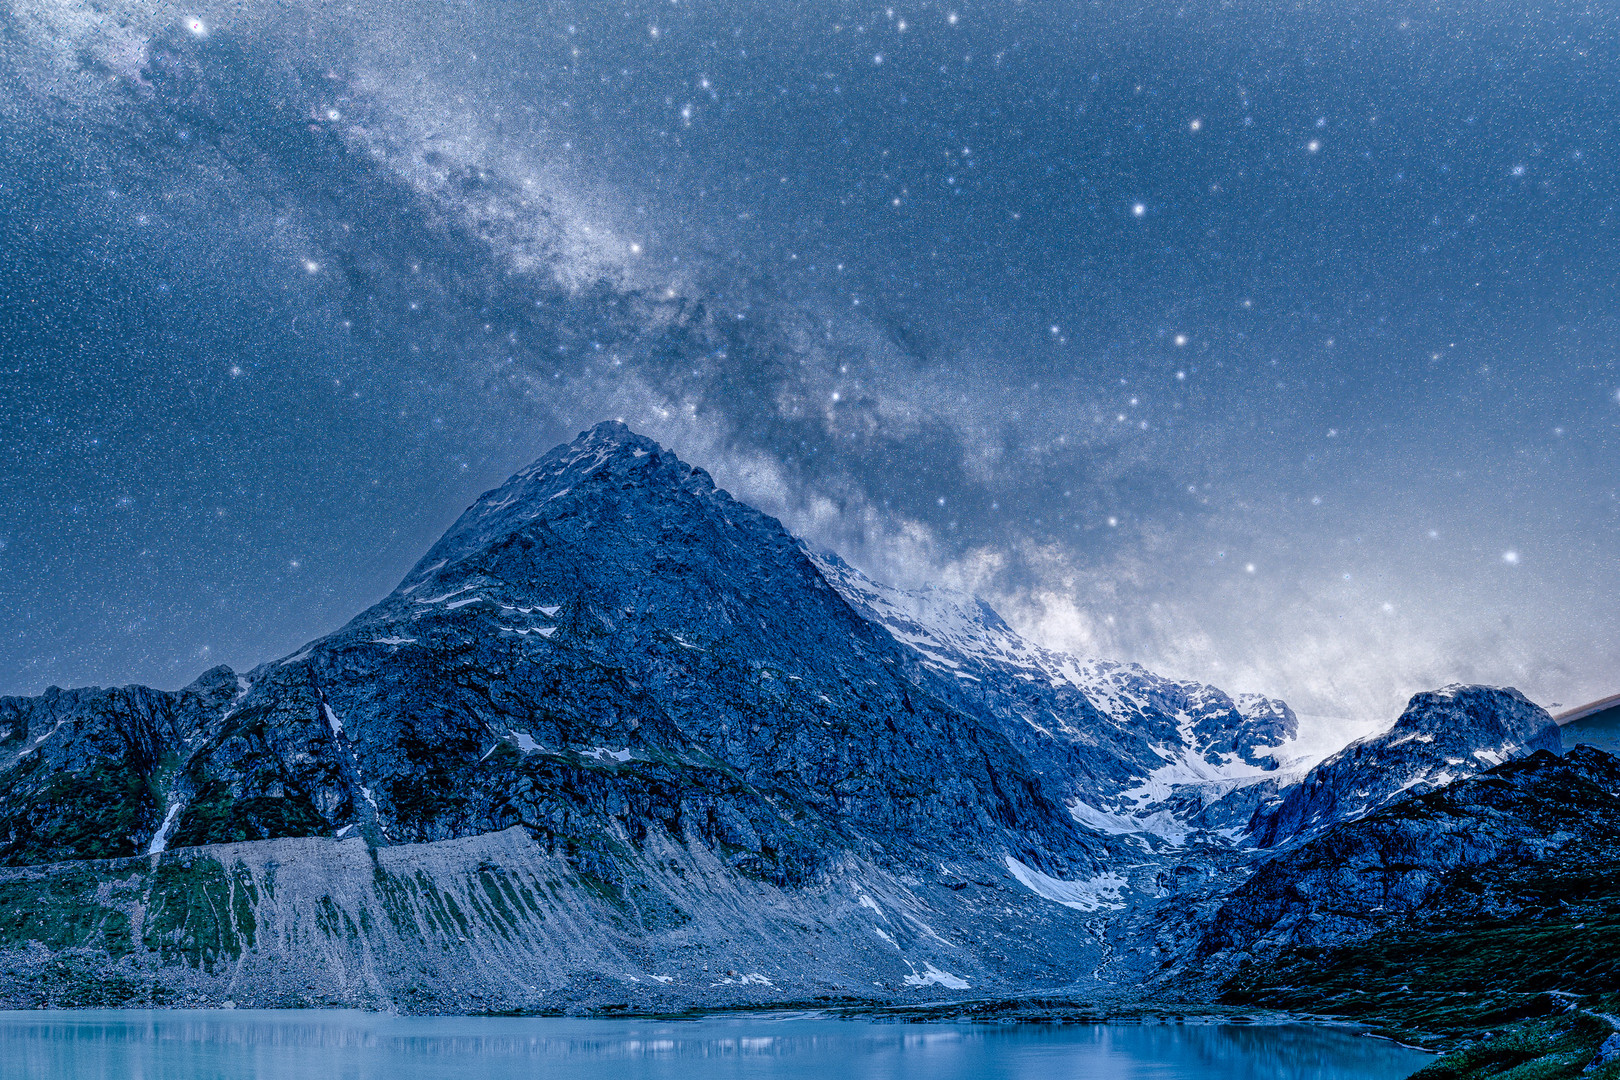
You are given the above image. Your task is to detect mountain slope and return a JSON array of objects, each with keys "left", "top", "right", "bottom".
[
  {"left": 1205, "top": 745, "right": 1620, "bottom": 1050},
  {"left": 1247, "top": 685, "right": 1561, "bottom": 847},
  {"left": 0, "top": 423, "right": 1119, "bottom": 1009},
  {"left": 813, "top": 552, "right": 1299, "bottom": 845}
]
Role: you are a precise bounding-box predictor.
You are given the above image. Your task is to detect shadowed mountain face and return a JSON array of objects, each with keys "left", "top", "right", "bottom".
[
  {"left": 1205, "top": 745, "right": 1620, "bottom": 1050},
  {"left": 4, "top": 422, "right": 1096, "bottom": 883}
]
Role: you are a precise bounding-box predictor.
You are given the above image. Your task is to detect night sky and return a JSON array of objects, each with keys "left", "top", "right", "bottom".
[{"left": 2, "top": 0, "right": 1616, "bottom": 733}]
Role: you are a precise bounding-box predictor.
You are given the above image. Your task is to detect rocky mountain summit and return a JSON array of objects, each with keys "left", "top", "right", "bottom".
[
  {"left": 1248, "top": 684, "right": 1562, "bottom": 847},
  {"left": 0, "top": 423, "right": 1604, "bottom": 1048}
]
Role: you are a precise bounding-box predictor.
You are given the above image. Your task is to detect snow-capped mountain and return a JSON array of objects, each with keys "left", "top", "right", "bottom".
[
  {"left": 0, "top": 423, "right": 1581, "bottom": 1017},
  {"left": 811, "top": 552, "right": 1301, "bottom": 846},
  {"left": 1247, "top": 683, "right": 1562, "bottom": 847}
]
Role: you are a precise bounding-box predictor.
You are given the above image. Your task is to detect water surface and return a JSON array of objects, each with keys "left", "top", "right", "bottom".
[{"left": 0, "top": 1009, "right": 1429, "bottom": 1080}]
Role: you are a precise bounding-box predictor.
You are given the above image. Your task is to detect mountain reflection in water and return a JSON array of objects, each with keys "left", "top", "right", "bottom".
[{"left": 0, "top": 1010, "right": 1429, "bottom": 1080}]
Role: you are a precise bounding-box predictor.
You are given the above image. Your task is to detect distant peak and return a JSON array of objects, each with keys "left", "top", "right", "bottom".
[
  {"left": 576, "top": 419, "right": 641, "bottom": 447},
  {"left": 523, "top": 421, "right": 668, "bottom": 472}
]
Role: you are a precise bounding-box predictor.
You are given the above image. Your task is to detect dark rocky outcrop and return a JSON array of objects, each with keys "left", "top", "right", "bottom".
[{"left": 1204, "top": 746, "right": 1620, "bottom": 1052}]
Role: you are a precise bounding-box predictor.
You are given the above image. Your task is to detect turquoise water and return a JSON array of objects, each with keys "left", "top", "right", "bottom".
[{"left": 0, "top": 1010, "right": 1429, "bottom": 1080}]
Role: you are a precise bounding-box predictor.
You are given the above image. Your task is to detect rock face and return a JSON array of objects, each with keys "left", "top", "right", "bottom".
[
  {"left": 1201, "top": 745, "right": 1620, "bottom": 1045},
  {"left": 1247, "top": 684, "right": 1561, "bottom": 847},
  {"left": 813, "top": 552, "right": 1298, "bottom": 846},
  {"left": 0, "top": 667, "right": 245, "bottom": 864}
]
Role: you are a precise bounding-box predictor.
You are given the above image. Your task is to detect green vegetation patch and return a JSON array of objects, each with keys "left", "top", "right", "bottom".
[
  {"left": 0, "top": 868, "right": 134, "bottom": 957},
  {"left": 1409, "top": 1011, "right": 1620, "bottom": 1080},
  {"left": 0, "top": 760, "right": 157, "bottom": 866},
  {"left": 169, "top": 781, "right": 329, "bottom": 847},
  {"left": 141, "top": 856, "right": 257, "bottom": 971}
]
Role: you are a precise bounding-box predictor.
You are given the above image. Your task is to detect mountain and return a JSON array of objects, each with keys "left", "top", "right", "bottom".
[
  {"left": 0, "top": 421, "right": 1603, "bottom": 1054},
  {"left": 1247, "top": 685, "right": 1561, "bottom": 847},
  {"left": 0, "top": 666, "right": 246, "bottom": 864},
  {"left": 813, "top": 552, "right": 1299, "bottom": 847},
  {"left": 0, "top": 423, "right": 1121, "bottom": 1010},
  {"left": 1203, "top": 745, "right": 1620, "bottom": 1054}
]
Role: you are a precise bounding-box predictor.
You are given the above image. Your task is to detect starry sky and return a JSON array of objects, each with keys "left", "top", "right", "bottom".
[{"left": 1, "top": 0, "right": 1616, "bottom": 731}]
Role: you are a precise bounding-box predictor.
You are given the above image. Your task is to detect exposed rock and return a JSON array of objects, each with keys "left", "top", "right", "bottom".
[
  {"left": 814, "top": 551, "right": 1299, "bottom": 846},
  {"left": 1199, "top": 746, "right": 1620, "bottom": 1033},
  {"left": 1247, "top": 684, "right": 1561, "bottom": 847}
]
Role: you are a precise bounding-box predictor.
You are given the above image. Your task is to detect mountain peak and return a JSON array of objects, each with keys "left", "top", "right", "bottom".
[
  {"left": 566, "top": 419, "right": 656, "bottom": 456},
  {"left": 1248, "top": 683, "right": 1561, "bottom": 846},
  {"left": 393, "top": 423, "right": 734, "bottom": 592},
  {"left": 510, "top": 421, "right": 679, "bottom": 483}
]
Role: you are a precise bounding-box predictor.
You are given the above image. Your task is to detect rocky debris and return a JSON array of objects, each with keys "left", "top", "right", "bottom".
[
  {"left": 1588, "top": 1032, "right": 1620, "bottom": 1073},
  {"left": 1248, "top": 684, "right": 1561, "bottom": 847},
  {"left": 0, "top": 825, "right": 1103, "bottom": 1012}
]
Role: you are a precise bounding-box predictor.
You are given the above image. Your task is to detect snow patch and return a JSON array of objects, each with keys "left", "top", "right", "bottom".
[
  {"left": 1005, "top": 856, "right": 1128, "bottom": 912},
  {"left": 416, "top": 584, "right": 475, "bottom": 605},
  {"left": 16, "top": 718, "right": 68, "bottom": 759},
  {"left": 146, "top": 800, "right": 184, "bottom": 856},
  {"left": 712, "top": 972, "right": 773, "bottom": 987},
  {"left": 371, "top": 636, "right": 416, "bottom": 646},
  {"left": 510, "top": 731, "right": 541, "bottom": 753},
  {"left": 903, "top": 963, "right": 970, "bottom": 990},
  {"left": 322, "top": 703, "right": 343, "bottom": 737}
]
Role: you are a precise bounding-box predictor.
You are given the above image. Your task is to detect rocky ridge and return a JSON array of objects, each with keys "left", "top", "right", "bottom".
[{"left": 813, "top": 551, "right": 1300, "bottom": 848}]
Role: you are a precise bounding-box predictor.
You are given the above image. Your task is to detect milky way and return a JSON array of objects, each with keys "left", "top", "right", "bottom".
[{"left": 1, "top": 0, "right": 1616, "bottom": 730}]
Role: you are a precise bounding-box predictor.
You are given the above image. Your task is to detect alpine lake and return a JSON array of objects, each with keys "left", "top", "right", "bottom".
[{"left": 0, "top": 1009, "right": 1430, "bottom": 1079}]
